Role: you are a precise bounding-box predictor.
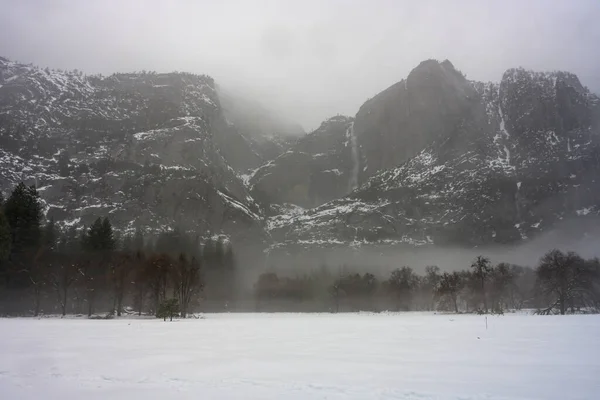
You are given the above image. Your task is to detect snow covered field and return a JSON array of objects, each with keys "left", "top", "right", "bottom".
[{"left": 1, "top": 313, "right": 599, "bottom": 400}]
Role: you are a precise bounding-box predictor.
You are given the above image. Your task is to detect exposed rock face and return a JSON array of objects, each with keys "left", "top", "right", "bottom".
[
  {"left": 268, "top": 61, "right": 600, "bottom": 251},
  {"left": 2, "top": 56, "right": 599, "bottom": 254},
  {"left": 353, "top": 60, "right": 478, "bottom": 182},
  {"left": 249, "top": 116, "right": 356, "bottom": 209},
  {"left": 0, "top": 58, "right": 264, "bottom": 241}
]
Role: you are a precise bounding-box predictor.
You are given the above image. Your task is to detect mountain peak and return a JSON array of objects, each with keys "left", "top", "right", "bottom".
[{"left": 407, "top": 59, "right": 464, "bottom": 84}]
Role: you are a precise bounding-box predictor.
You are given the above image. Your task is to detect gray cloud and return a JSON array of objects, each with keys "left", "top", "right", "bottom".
[{"left": 1, "top": 0, "right": 599, "bottom": 130}]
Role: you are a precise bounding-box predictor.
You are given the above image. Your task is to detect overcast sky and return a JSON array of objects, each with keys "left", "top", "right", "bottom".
[{"left": 1, "top": 0, "right": 599, "bottom": 130}]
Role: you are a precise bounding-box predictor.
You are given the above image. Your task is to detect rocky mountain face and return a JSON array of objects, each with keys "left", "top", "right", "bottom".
[
  {"left": 2, "top": 56, "right": 599, "bottom": 255},
  {"left": 0, "top": 57, "right": 264, "bottom": 242},
  {"left": 248, "top": 116, "right": 358, "bottom": 209},
  {"left": 267, "top": 60, "right": 600, "bottom": 252}
]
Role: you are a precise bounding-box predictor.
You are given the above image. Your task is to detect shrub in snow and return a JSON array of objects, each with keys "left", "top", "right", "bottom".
[{"left": 157, "top": 299, "right": 180, "bottom": 321}]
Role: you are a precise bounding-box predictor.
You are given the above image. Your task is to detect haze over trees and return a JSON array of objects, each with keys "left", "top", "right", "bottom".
[
  {"left": 0, "top": 181, "right": 599, "bottom": 316},
  {"left": 0, "top": 183, "right": 237, "bottom": 318}
]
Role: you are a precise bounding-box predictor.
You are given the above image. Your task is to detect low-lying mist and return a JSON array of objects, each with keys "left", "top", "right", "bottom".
[{"left": 254, "top": 217, "right": 600, "bottom": 282}]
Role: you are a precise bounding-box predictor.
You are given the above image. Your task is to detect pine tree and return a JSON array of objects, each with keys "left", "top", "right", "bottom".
[
  {"left": 83, "top": 217, "right": 103, "bottom": 251},
  {"left": 157, "top": 298, "right": 180, "bottom": 321},
  {"left": 4, "top": 183, "right": 43, "bottom": 255},
  {"left": 0, "top": 210, "right": 11, "bottom": 290},
  {"left": 83, "top": 217, "right": 114, "bottom": 252},
  {"left": 0, "top": 211, "right": 10, "bottom": 263},
  {"left": 100, "top": 218, "right": 115, "bottom": 251}
]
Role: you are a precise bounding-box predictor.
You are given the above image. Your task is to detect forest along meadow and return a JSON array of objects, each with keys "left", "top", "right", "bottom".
[{"left": 1, "top": 182, "right": 599, "bottom": 318}]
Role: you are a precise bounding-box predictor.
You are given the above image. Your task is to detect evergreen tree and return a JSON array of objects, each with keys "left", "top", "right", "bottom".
[
  {"left": 4, "top": 183, "right": 43, "bottom": 254},
  {"left": 0, "top": 210, "right": 10, "bottom": 263},
  {"left": 82, "top": 217, "right": 103, "bottom": 251},
  {"left": 0, "top": 210, "right": 12, "bottom": 291},
  {"left": 100, "top": 217, "right": 115, "bottom": 251},
  {"left": 157, "top": 298, "right": 180, "bottom": 321},
  {"left": 83, "top": 217, "right": 115, "bottom": 252}
]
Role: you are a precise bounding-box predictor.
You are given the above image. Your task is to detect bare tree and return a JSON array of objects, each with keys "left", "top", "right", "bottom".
[
  {"left": 49, "top": 257, "right": 77, "bottom": 316},
  {"left": 109, "top": 252, "right": 133, "bottom": 316},
  {"left": 438, "top": 271, "right": 463, "bottom": 313},
  {"left": 21, "top": 247, "right": 47, "bottom": 316},
  {"left": 388, "top": 266, "right": 418, "bottom": 311},
  {"left": 144, "top": 254, "right": 172, "bottom": 316},
  {"left": 489, "top": 263, "right": 513, "bottom": 313},
  {"left": 131, "top": 251, "right": 147, "bottom": 316},
  {"left": 172, "top": 254, "right": 203, "bottom": 318},
  {"left": 536, "top": 249, "right": 594, "bottom": 315},
  {"left": 424, "top": 265, "right": 441, "bottom": 311}
]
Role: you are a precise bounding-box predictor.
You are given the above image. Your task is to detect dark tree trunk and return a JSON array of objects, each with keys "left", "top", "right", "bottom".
[
  {"left": 117, "top": 293, "right": 123, "bottom": 317},
  {"left": 62, "top": 286, "right": 68, "bottom": 316},
  {"left": 453, "top": 295, "right": 459, "bottom": 313},
  {"left": 481, "top": 278, "right": 488, "bottom": 313},
  {"left": 87, "top": 290, "right": 94, "bottom": 317},
  {"left": 33, "top": 289, "right": 41, "bottom": 317}
]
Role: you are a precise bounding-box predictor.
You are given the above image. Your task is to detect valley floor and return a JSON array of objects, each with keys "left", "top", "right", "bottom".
[{"left": 1, "top": 313, "right": 599, "bottom": 400}]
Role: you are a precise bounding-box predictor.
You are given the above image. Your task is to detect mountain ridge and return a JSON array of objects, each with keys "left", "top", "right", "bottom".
[
  {"left": 2, "top": 56, "right": 599, "bottom": 256},
  {"left": 264, "top": 60, "right": 600, "bottom": 254}
]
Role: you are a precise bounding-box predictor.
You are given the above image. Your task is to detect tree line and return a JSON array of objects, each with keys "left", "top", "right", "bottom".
[
  {"left": 254, "top": 254, "right": 600, "bottom": 315},
  {"left": 0, "top": 183, "right": 236, "bottom": 317},
  {"left": 1, "top": 182, "right": 599, "bottom": 317}
]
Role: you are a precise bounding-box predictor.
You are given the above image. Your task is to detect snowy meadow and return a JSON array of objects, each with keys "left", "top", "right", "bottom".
[{"left": 1, "top": 313, "right": 599, "bottom": 400}]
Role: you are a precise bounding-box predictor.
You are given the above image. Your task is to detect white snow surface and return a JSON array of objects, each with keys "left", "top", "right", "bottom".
[{"left": 1, "top": 313, "right": 599, "bottom": 400}]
